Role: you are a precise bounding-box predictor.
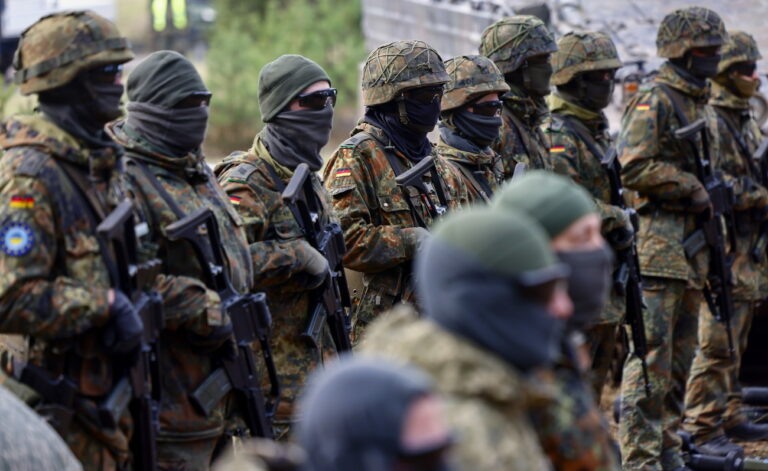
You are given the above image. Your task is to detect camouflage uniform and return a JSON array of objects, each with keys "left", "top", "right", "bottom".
[
  {"left": 543, "top": 31, "right": 626, "bottom": 399},
  {"left": 436, "top": 55, "right": 508, "bottom": 204},
  {"left": 105, "top": 119, "right": 253, "bottom": 469},
  {"left": 615, "top": 7, "right": 727, "bottom": 470},
  {"left": 323, "top": 41, "right": 467, "bottom": 340},
  {"left": 215, "top": 135, "right": 335, "bottom": 439},
  {"left": 684, "top": 31, "right": 768, "bottom": 443},
  {"left": 0, "top": 372, "right": 83, "bottom": 471},
  {"left": 360, "top": 305, "right": 552, "bottom": 471},
  {"left": 480, "top": 16, "right": 557, "bottom": 176},
  {"left": 0, "top": 12, "right": 136, "bottom": 470}
]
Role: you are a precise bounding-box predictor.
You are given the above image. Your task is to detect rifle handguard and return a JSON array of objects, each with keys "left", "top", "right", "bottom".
[{"left": 674, "top": 119, "right": 706, "bottom": 141}]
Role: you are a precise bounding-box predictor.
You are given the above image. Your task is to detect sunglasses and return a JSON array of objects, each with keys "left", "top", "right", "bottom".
[
  {"left": 404, "top": 85, "right": 445, "bottom": 104},
  {"left": 468, "top": 100, "right": 503, "bottom": 117},
  {"left": 174, "top": 91, "right": 213, "bottom": 109},
  {"left": 731, "top": 62, "right": 757, "bottom": 77},
  {"left": 297, "top": 88, "right": 337, "bottom": 109},
  {"left": 582, "top": 69, "right": 617, "bottom": 83},
  {"left": 87, "top": 63, "right": 123, "bottom": 84}
]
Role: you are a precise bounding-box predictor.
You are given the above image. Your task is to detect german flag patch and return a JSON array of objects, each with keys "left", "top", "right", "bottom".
[
  {"left": 10, "top": 196, "right": 34, "bottom": 209},
  {"left": 229, "top": 195, "right": 242, "bottom": 206},
  {"left": 335, "top": 168, "right": 352, "bottom": 178},
  {"left": 636, "top": 103, "right": 651, "bottom": 111},
  {"left": 550, "top": 146, "right": 566, "bottom": 153}
]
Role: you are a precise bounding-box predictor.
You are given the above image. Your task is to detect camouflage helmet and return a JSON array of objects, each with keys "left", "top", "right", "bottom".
[
  {"left": 717, "top": 30, "right": 762, "bottom": 74},
  {"left": 361, "top": 40, "right": 450, "bottom": 106},
  {"left": 441, "top": 55, "right": 510, "bottom": 111},
  {"left": 656, "top": 7, "right": 727, "bottom": 59},
  {"left": 13, "top": 10, "right": 133, "bottom": 95},
  {"left": 479, "top": 15, "right": 558, "bottom": 74},
  {"left": 551, "top": 31, "right": 622, "bottom": 86}
]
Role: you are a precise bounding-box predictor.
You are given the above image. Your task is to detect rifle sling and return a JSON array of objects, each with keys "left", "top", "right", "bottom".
[
  {"left": 712, "top": 106, "right": 762, "bottom": 179},
  {"left": 261, "top": 160, "right": 306, "bottom": 231},
  {"left": 658, "top": 84, "right": 701, "bottom": 162},
  {"left": 454, "top": 163, "right": 492, "bottom": 203},
  {"left": 558, "top": 115, "right": 608, "bottom": 163}
]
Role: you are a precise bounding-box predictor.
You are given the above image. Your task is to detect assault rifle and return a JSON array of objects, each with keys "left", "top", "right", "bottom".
[
  {"left": 679, "top": 431, "right": 768, "bottom": 470},
  {"left": 674, "top": 119, "right": 737, "bottom": 359},
  {"left": 281, "top": 163, "right": 352, "bottom": 352},
  {"left": 601, "top": 147, "right": 651, "bottom": 396},
  {"left": 97, "top": 199, "right": 163, "bottom": 471},
  {"left": 166, "top": 207, "right": 279, "bottom": 438},
  {"left": 394, "top": 155, "right": 448, "bottom": 227}
]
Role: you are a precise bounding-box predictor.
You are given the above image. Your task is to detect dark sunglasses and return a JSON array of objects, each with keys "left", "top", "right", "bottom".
[
  {"left": 297, "top": 88, "right": 337, "bottom": 109},
  {"left": 582, "top": 69, "right": 617, "bottom": 83},
  {"left": 87, "top": 63, "right": 123, "bottom": 83},
  {"left": 468, "top": 100, "right": 503, "bottom": 117},
  {"left": 731, "top": 62, "right": 757, "bottom": 77},
  {"left": 404, "top": 85, "right": 445, "bottom": 104},
  {"left": 174, "top": 91, "right": 213, "bottom": 109}
]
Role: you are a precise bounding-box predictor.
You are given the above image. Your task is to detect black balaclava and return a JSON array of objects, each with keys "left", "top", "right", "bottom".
[
  {"left": 38, "top": 71, "right": 123, "bottom": 150},
  {"left": 364, "top": 98, "right": 436, "bottom": 162},
  {"left": 671, "top": 51, "right": 721, "bottom": 85},
  {"left": 418, "top": 238, "right": 563, "bottom": 372},
  {"left": 558, "top": 73, "right": 616, "bottom": 112},
  {"left": 261, "top": 104, "right": 333, "bottom": 171},
  {"left": 556, "top": 246, "right": 613, "bottom": 331},
  {"left": 441, "top": 108, "right": 502, "bottom": 149},
  {"left": 506, "top": 62, "right": 553, "bottom": 97},
  {"left": 296, "top": 356, "right": 451, "bottom": 471},
  {"left": 124, "top": 50, "right": 210, "bottom": 157}
]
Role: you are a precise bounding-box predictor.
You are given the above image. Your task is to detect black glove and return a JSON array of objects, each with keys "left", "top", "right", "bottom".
[
  {"left": 104, "top": 290, "right": 143, "bottom": 355},
  {"left": 608, "top": 226, "right": 634, "bottom": 250}
]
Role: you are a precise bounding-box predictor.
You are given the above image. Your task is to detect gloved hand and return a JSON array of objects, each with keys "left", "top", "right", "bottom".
[
  {"left": 689, "top": 186, "right": 712, "bottom": 215},
  {"left": 608, "top": 225, "right": 634, "bottom": 250},
  {"left": 104, "top": 290, "right": 143, "bottom": 355},
  {"left": 403, "top": 227, "right": 431, "bottom": 256}
]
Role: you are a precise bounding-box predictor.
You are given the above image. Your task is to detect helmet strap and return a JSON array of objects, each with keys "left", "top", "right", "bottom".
[{"left": 396, "top": 94, "right": 410, "bottom": 126}]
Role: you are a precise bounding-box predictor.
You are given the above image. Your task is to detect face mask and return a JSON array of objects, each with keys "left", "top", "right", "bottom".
[
  {"left": 452, "top": 108, "right": 502, "bottom": 147},
  {"left": 582, "top": 78, "right": 615, "bottom": 111},
  {"left": 731, "top": 74, "right": 761, "bottom": 98},
  {"left": 522, "top": 62, "right": 553, "bottom": 97},
  {"left": 87, "top": 81, "right": 125, "bottom": 124},
  {"left": 402, "top": 97, "right": 442, "bottom": 133},
  {"left": 262, "top": 105, "right": 334, "bottom": 171},
  {"left": 556, "top": 246, "right": 613, "bottom": 331},
  {"left": 125, "top": 101, "right": 209, "bottom": 156},
  {"left": 688, "top": 54, "right": 721, "bottom": 79}
]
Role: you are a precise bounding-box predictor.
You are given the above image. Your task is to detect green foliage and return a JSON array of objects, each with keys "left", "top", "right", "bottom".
[{"left": 207, "top": 0, "right": 365, "bottom": 152}]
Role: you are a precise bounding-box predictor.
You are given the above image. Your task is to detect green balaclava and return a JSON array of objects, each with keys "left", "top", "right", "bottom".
[
  {"left": 494, "top": 170, "right": 612, "bottom": 331},
  {"left": 125, "top": 50, "right": 210, "bottom": 156},
  {"left": 494, "top": 170, "right": 596, "bottom": 237},
  {"left": 258, "top": 54, "right": 331, "bottom": 123}
]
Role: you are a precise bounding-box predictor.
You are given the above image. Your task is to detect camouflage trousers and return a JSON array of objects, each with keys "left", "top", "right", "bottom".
[
  {"left": 619, "top": 278, "right": 702, "bottom": 471},
  {"left": 683, "top": 300, "right": 756, "bottom": 442},
  {"left": 585, "top": 322, "right": 621, "bottom": 401}
]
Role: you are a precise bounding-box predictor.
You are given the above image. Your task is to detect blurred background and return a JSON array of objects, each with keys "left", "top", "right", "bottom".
[{"left": 0, "top": 0, "right": 767, "bottom": 159}]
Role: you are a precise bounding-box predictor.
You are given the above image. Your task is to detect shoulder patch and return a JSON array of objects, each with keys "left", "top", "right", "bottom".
[
  {"left": 549, "top": 145, "right": 567, "bottom": 153},
  {"left": 0, "top": 221, "right": 34, "bottom": 256},
  {"left": 228, "top": 161, "right": 259, "bottom": 183},
  {"left": 635, "top": 103, "right": 651, "bottom": 111},
  {"left": 13, "top": 151, "right": 49, "bottom": 177},
  {"left": 9, "top": 195, "right": 34, "bottom": 209},
  {"left": 340, "top": 132, "right": 372, "bottom": 149},
  {"left": 334, "top": 167, "right": 353, "bottom": 178}
]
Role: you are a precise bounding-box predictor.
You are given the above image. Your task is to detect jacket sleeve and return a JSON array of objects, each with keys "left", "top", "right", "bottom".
[
  {"left": 323, "top": 145, "right": 419, "bottom": 273},
  {"left": 618, "top": 88, "right": 703, "bottom": 201},
  {"left": 0, "top": 173, "right": 110, "bottom": 339}
]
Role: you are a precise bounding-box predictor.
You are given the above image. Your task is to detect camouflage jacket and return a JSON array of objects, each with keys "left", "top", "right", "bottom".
[
  {"left": 542, "top": 94, "right": 626, "bottom": 324},
  {"left": 360, "top": 305, "right": 553, "bottom": 471},
  {"left": 493, "top": 84, "right": 552, "bottom": 178},
  {"left": 617, "top": 62, "right": 716, "bottom": 286},
  {"left": 530, "top": 334, "right": 621, "bottom": 471},
  {"left": 108, "top": 120, "right": 253, "bottom": 439},
  {"left": 709, "top": 82, "right": 768, "bottom": 300},
  {"left": 0, "top": 114, "right": 133, "bottom": 463},
  {"left": 435, "top": 135, "right": 503, "bottom": 204},
  {"left": 214, "top": 133, "right": 335, "bottom": 411},
  {"left": 322, "top": 122, "right": 468, "bottom": 325}
]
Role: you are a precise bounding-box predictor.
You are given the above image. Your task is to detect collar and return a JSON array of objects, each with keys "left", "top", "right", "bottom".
[
  {"left": 249, "top": 132, "right": 294, "bottom": 180},
  {"left": 656, "top": 61, "right": 710, "bottom": 103},
  {"left": 709, "top": 80, "right": 752, "bottom": 110},
  {"left": 502, "top": 83, "right": 549, "bottom": 127},
  {"left": 547, "top": 93, "right": 608, "bottom": 134},
  {"left": 436, "top": 134, "right": 495, "bottom": 167}
]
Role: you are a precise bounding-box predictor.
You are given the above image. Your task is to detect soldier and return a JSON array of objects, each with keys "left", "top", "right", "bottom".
[
  {"left": 684, "top": 31, "right": 768, "bottom": 449},
  {"left": 436, "top": 55, "right": 509, "bottom": 204},
  {"left": 296, "top": 356, "right": 456, "bottom": 471},
  {"left": 479, "top": 15, "right": 558, "bottom": 176},
  {"left": 361, "top": 206, "right": 572, "bottom": 471},
  {"left": 616, "top": 7, "right": 729, "bottom": 470},
  {"left": 323, "top": 40, "right": 467, "bottom": 341},
  {"left": 215, "top": 54, "right": 336, "bottom": 439},
  {"left": 0, "top": 372, "right": 82, "bottom": 471},
  {"left": 495, "top": 170, "right": 619, "bottom": 471},
  {"left": 106, "top": 50, "right": 254, "bottom": 469},
  {"left": 542, "top": 31, "right": 629, "bottom": 400},
  {"left": 0, "top": 11, "right": 139, "bottom": 469}
]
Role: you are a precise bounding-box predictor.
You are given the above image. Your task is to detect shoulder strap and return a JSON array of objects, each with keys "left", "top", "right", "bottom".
[
  {"left": 559, "top": 115, "right": 607, "bottom": 162},
  {"left": 13, "top": 150, "right": 50, "bottom": 178},
  {"left": 658, "top": 83, "right": 703, "bottom": 165},
  {"left": 454, "top": 162, "right": 492, "bottom": 203},
  {"left": 713, "top": 107, "right": 761, "bottom": 178},
  {"left": 229, "top": 161, "right": 260, "bottom": 182}
]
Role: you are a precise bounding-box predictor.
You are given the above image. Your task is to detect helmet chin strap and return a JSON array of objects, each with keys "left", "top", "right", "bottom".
[{"left": 396, "top": 94, "right": 436, "bottom": 133}]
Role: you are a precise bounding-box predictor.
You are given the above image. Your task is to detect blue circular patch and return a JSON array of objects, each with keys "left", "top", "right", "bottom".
[{"left": 0, "top": 221, "right": 35, "bottom": 257}]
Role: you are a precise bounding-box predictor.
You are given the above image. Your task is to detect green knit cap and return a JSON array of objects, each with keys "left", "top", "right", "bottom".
[
  {"left": 432, "top": 207, "right": 567, "bottom": 285},
  {"left": 494, "top": 170, "right": 597, "bottom": 238},
  {"left": 258, "top": 54, "right": 331, "bottom": 123}
]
